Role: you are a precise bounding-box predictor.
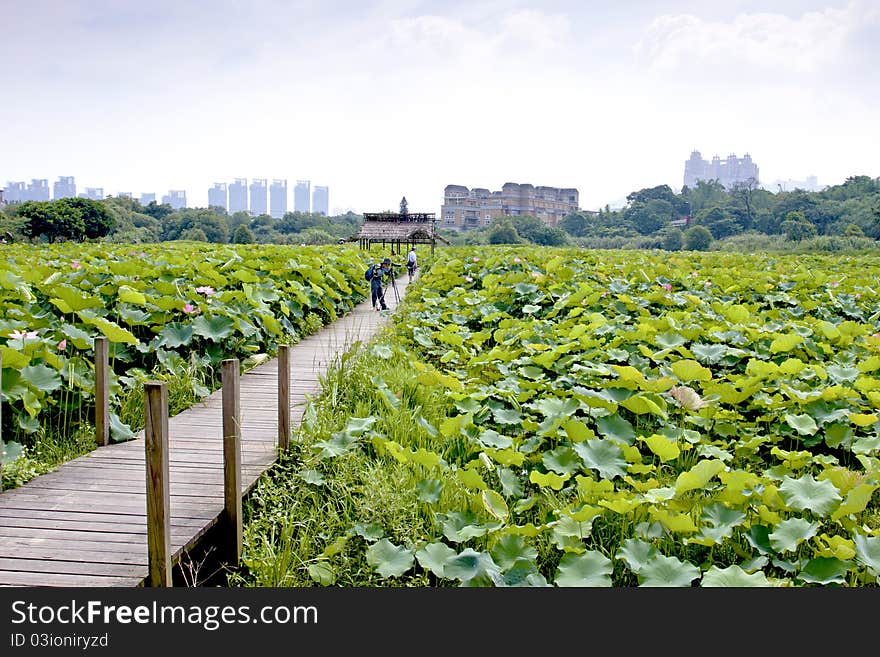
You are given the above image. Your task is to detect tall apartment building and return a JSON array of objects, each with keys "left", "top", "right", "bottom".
[
  {"left": 229, "top": 178, "right": 247, "bottom": 213},
  {"left": 208, "top": 183, "right": 228, "bottom": 211},
  {"left": 53, "top": 176, "right": 76, "bottom": 200},
  {"left": 294, "top": 180, "right": 310, "bottom": 213},
  {"left": 140, "top": 193, "right": 156, "bottom": 206},
  {"left": 118, "top": 192, "right": 132, "bottom": 199},
  {"left": 3, "top": 181, "right": 27, "bottom": 203},
  {"left": 249, "top": 178, "right": 267, "bottom": 216},
  {"left": 269, "top": 179, "right": 287, "bottom": 218},
  {"left": 683, "top": 151, "right": 759, "bottom": 189},
  {"left": 26, "top": 179, "right": 50, "bottom": 201},
  {"left": 80, "top": 187, "right": 104, "bottom": 201},
  {"left": 312, "top": 185, "right": 329, "bottom": 216},
  {"left": 440, "top": 182, "right": 579, "bottom": 231},
  {"left": 162, "top": 190, "right": 186, "bottom": 209}
]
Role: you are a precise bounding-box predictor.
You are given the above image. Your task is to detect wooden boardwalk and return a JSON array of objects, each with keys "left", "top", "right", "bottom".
[{"left": 0, "top": 271, "right": 412, "bottom": 586}]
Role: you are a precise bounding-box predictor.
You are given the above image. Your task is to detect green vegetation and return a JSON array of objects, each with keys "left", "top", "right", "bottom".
[{"left": 232, "top": 246, "right": 880, "bottom": 587}]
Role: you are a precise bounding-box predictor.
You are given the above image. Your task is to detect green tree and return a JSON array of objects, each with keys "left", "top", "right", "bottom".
[
  {"left": 558, "top": 211, "right": 592, "bottom": 237},
  {"left": 233, "top": 224, "right": 254, "bottom": 244},
  {"left": 781, "top": 211, "right": 817, "bottom": 241},
  {"left": 399, "top": 196, "right": 408, "bottom": 216},
  {"left": 488, "top": 220, "right": 520, "bottom": 244},
  {"left": 660, "top": 226, "right": 683, "bottom": 251},
  {"left": 843, "top": 222, "right": 865, "bottom": 237},
  {"left": 682, "top": 225, "right": 713, "bottom": 251}
]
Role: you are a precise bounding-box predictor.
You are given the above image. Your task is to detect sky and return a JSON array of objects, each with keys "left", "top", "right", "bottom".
[{"left": 1, "top": 0, "right": 878, "bottom": 213}]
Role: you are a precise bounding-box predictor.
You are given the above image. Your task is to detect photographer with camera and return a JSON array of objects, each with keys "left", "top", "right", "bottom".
[{"left": 367, "top": 257, "right": 392, "bottom": 311}]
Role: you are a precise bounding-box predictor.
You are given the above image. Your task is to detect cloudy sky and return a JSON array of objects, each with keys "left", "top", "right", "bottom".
[{"left": 1, "top": 0, "right": 877, "bottom": 213}]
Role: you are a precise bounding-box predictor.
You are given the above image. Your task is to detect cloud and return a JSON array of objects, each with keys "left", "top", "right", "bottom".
[{"left": 633, "top": 1, "right": 880, "bottom": 87}]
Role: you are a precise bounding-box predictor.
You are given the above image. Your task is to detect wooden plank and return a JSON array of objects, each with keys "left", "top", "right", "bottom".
[
  {"left": 95, "top": 336, "right": 110, "bottom": 446},
  {"left": 0, "top": 570, "right": 143, "bottom": 587},
  {"left": 0, "top": 557, "right": 146, "bottom": 578},
  {"left": 278, "top": 344, "right": 290, "bottom": 452},
  {"left": 222, "top": 359, "right": 242, "bottom": 566},
  {"left": 144, "top": 381, "right": 172, "bottom": 588}
]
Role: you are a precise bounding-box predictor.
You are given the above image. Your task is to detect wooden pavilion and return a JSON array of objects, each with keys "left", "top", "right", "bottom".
[{"left": 353, "top": 211, "right": 446, "bottom": 256}]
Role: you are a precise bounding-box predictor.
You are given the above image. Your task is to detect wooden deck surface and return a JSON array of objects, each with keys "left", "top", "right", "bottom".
[{"left": 0, "top": 269, "right": 412, "bottom": 586}]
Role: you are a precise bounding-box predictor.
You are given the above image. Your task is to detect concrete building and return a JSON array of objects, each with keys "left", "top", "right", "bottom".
[
  {"left": 208, "top": 183, "right": 228, "bottom": 211},
  {"left": 269, "top": 179, "right": 287, "bottom": 218},
  {"left": 3, "top": 181, "right": 26, "bottom": 203},
  {"left": 440, "top": 182, "right": 579, "bottom": 231},
  {"left": 53, "top": 176, "right": 76, "bottom": 200},
  {"left": 770, "top": 176, "right": 822, "bottom": 192},
  {"left": 312, "top": 185, "right": 329, "bottom": 216},
  {"left": 139, "top": 193, "right": 156, "bottom": 206},
  {"left": 27, "top": 179, "right": 50, "bottom": 201},
  {"left": 249, "top": 178, "right": 267, "bottom": 216},
  {"left": 229, "top": 178, "right": 247, "bottom": 213},
  {"left": 162, "top": 190, "right": 186, "bottom": 209},
  {"left": 684, "top": 151, "right": 760, "bottom": 189},
  {"left": 117, "top": 192, "right": 132, "bottom": 199},
  {"left": 80, "top": 187, "right": 104, "bottom": 201},
  {"left": 294, "top": 180, "right": 310, "bottom": 213}
]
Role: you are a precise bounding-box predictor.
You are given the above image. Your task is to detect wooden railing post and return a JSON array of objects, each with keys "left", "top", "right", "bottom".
[
  {"left": 222, "top": 359, "right": 242, "bottom": 566},
  {"left": 95, "top": 336, "right": 109, "bottom": 446},
  {"left": 0, "top": 350, "right": 3, "bottom": 482},
  {"left": 278, "top": 345, "right": 290, "bottom": 453},
  {"left": 144, "top": 381, "right": 171, "bottom": 587}
]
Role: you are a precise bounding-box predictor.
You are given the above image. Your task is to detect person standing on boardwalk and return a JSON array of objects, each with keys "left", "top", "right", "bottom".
[
  {"left": 369, "top": 257, "right": 391, "bottom": 311},
  {"left": 406, "top": 247, "right": 417, "bottom": 279}
]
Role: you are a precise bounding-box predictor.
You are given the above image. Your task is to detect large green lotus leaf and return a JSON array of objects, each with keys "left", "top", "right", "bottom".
[
  {"left": 778, "top": 474, "right": 842, "bottom": 517},
  {"left": 550, "top": 515, "right": 594, "bottom": 553},
  {"left": 78, "top": 314, "right": 139, "bottom": 345},
  {"left": 498, "top": 468, "right": 523, "bottom": 498},
  {"left": 745, "top": 526, "right": 776, "bottom": 555},
  {"left": 415, "top": 478, "right": 443, "bottom": 503},
  {"left": 831, "top": 483, "right": 877, "bottom": 521},
  {"left": 527, "top": 396, "right": 579, "bottom": 418},
  {"left": 157, "top": 322, "right": 193, "bottom": 348},
  {"left": 797, "top": 557, "right": 851, "bottom": 585},
  {"left": 365, "top": 538, "right": 414, "bottom": 578},
  {"left": 555, "top": 551, "right": 613, "bottom": 587},
  {"left": 501, "top": 559, "right": 550, "bottom": 587},
  {"left": 109, "top": 412, "right": 136, "bottom": 443},
  {"left": 805, "top": 401, "right": 851, "bottom": 426},
  {"left": 529, "top": 470, "right": 568, "bottom": 490},
  {"left": 674, "top": 459, "right": 725, "bottom": 495},
  {"left": 573, "top": 439, "right": 627, "bottom": 480},
  {"left": 563, "top": 419, "right": 595, "bottom": 442},
  {"left": 701, "top": 565, "right": 771, "bottom": 587},
  {"left": 621, "top": 394, "right": 667, "bottom": 417},
  {"left": 0, "top": 269, "right": 33, "bottom": 300},
  {"left": 117, "top": 306, "right": 151, "bottom": 326},
  {"left": 20, "top": 364, "right": 62, "bottom": 393},
  {"left": 415, "top": 542, "right": 457, "bottom": 578},
  {"left": 444, "top": 548, "right": 503, "bottom": 586},
  {"left": 671, "top": 359, "right": 712, "bottom": 382},
  {"left": 437, "top": 511, "right": 496, "bottom": 543},
  {"left": 117, "top": 284, "right": 146, "bottom": 306},
  {"left": 637, "top": 554, "right": 701, "bottom": 587},
  {"left": 48, "top": 284, "right": 104, "bottom": 312},
  {"left": 492, "top": 407, "right": 523, "bottom": 425},
  {"left": 853, "top": 534, "right": 880, "bottom": 577},
  {"left": 784, "top": 413, "right": 819, "bottom": 436},
  {"left": 616, "top": 537, "right": 660, "bottom": 574},
  {"left": 0, "top": 439, "right": 24, "bottom": 465},
  {"left": 352, "top": 523, "right": 384, "bottom": 542},
  {"left": 543, "top": 446, "right": 583, "bottom": 475},
  {"left": 307, "top": 561, "right": 336, "bottom": 586},
  {"left": 0, "top": 346, "right": 29, "bottom": 369},
  {"left": 490, "top": 534, "right": 538, "bottom": 570},
  {"left": 477, "top": 429, "right": 512, "bottom": 449},
  {"left": 654, "top": 332, "right": 686, "bottom": 349},
  {"left": 770, "top": 333, "right": 803, "bottom": 353},
  {"left": 642, "top": 434, "right": 680, "bottom": 462},
  {"left": 768, "top": 518, "right": 820, "bottom": 553},
  {"left": 191, "top": 315, "right": 236, "bottom": 341},
  {"left": 481, "top": 489, "right": 509, "bottom": 522},
  {"left": 312, "top": 430, "right": 360, "bottom": 459},
  {"left": 826, "top": 364, "right": 860, "bottom": 384},
  {"left": 595, "top": 413, "right": 635, "bottom": 445}
]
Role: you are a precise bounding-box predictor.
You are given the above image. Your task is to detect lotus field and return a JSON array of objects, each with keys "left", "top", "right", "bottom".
[
  {"left": 265, "top": 245, "right": 880, "bottom": 587},
  {"left": 0, "top": 241, "right": 369, "bottom": 464}
]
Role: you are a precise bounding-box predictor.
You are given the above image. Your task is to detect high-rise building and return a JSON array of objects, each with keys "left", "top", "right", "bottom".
[
  {"left": 440, "top": 182, "right": 579, "bottom": 230},
  {"left": 162, "top": 190, "right": 186, "bottom": 209},
  {"left": 27, "top": 179, "right": 50, "bottom": 201},
  {"left": 140, "top": 193, "right": 156, "bottom": 206},
  {"left": 118, "top": 192, "right": 132, "bottom": 199},
  {"left": 294, "top": 180, "right": 310, "bottom": 213},
  {"left": 53, "top": 176, "right": 76, "bottom": 200},
  {"left": 208, "top": 183, "right": 228, "bottom": 211},
  {"left": 683, "top": 151, "right": 759, "bottom": 189},
  {"left": 312, "top": 185, "right": 329, "bottom": 216},
  {"left": 79, "top": 187, "right": 104, "bottom": 201},
  {"left": 249, "top": 178, "right": 267, "bottom": 216},
  {"left": 4, "top": 181, "right": 26, "bottom": 203},
  {"left": 229, "top": 178, "right": 248, "bottom": 213},
  {"left": 269, "top": 179, "right": 287, "bottom": 218}
]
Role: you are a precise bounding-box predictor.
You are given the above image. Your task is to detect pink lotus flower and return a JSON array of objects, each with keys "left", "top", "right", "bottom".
[
  {"left": 182, "top": 303, "right": 199, "bottom": 314},
  {"left": 472, "top": 256, "right": 479, "bottom": 262},
  {"left": 57, "top": 339, "right": 67, "bottom": 350},
  {"left": 704, "top": 281, "right": 712, "bottom": 287},
  {"left": 856, "top": 293, "right": 861, "bottom": 299},
  {"left": 195, "top": 286, "right": 215, "bottom": 296},
  {"left": 601, "top": 291, "right": 608, "bottom": 297},
  {"left": 71, "top": 260, "right": 82, "bottom": 269},
  {"left": 513, "top": 257, "right": 521, "bottom": 263},
  {"left": 464, "top": 276, "right": 473, "bottom": 283},
  {"left": 662, "top": 283, "right": 672, "bottom": 292},
  {"left": 829, "top": 281, "right": 839, "bottom": 287},
  {"left": 10, "top": 329, "right": 38, "bottom": 339}
]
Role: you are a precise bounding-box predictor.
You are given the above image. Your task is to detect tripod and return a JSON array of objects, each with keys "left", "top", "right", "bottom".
[{"left": 380, "top": 266, "right": 400, "bottom": 306}]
